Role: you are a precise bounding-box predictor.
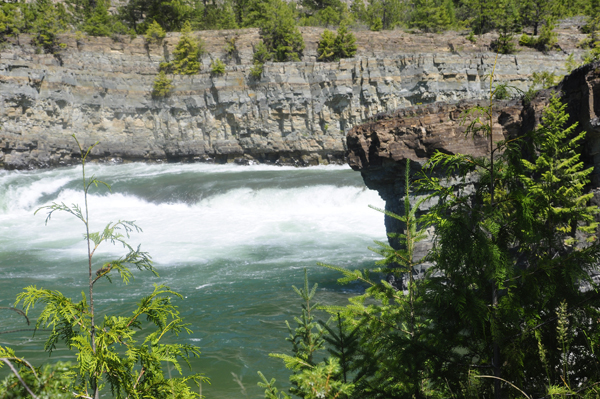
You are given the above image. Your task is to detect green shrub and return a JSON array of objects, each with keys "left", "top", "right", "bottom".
[
  {"left": 493, "top": 82, "right": 510, "bottom": 99},
  {"left": 519, "top": 33, "right": 533, "bottom": 46},
  {"left": 0, "top": 361, "right": 72, "bottom": 398},
  {"left": 317, "top": 24, "right": 357, "bottom": 62},
  {"left": 253, "top": 41, "right": 272, "bottom": 64},
  {"left": 466, "top": 30, "right": 476, "bottom": 43},
  {"left": 225, "top": 36, "right": 237, "bottom": 56},
  {"left": 250, "top": 62, "right": 264, "bottom": 78},
  {"left": 81, "top": 2, "right": 112, "bottom": 37},
  {"left": 369, "top": 17, "right": 382, "bottom": 31},
  {"left": 210, "top": 58, "right": 226, "bottom": 75},
  {"left": 317, "top": 29, "right": 336, "bottom": 61},
  {"left": 164, "top": 21, "right": 204, "bottom": 75},
  {"left": 145, "top": 20, "right": 166, "bottom": 44},
  {"left": 152, "top": 70, "right": 173, "bottom": 98},
  {"left": 518, "top": 22, "right": 557, "bottom": 52},
  {"left": 524, "top": 71, "right": 560, "bottom": 104}
]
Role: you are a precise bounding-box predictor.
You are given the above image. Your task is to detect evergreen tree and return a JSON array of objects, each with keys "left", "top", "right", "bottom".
[
  {"left": 29, "top": 0, "right": 69, "bottom": 54},
  {"left": 0, "top": 3, "right": 23, "bottom": 40},
  {"left": 81, "top": 1, "right": 112, "bottom": 37},
  {"left": 319, "top": 159, "right": 433, "bottom": 398},
  {"left": 490, "top": 0, "right": 521, "bottom": 53},
  {"left": 365, "top": 0, "right": 406, "bottom": 30},
  {"left": 333, "top": 24, "right": 357, "bottom": 59},
  {"left": 519, "top": 0, "right": 556, "bottom": 35},
  {"left": 145, "top": 20, "right": 167, "bottom": 44},
  {"left": 245, "top": 0, "right": 304, "bottom": 62},
  {"left": 152, "top": 70, "right": 174, "bottom": 98},
  {"left": 118, "top": 0, "right": 201, "bottom": 34},
  {"left": 0, "top": 361, "right": 72, "bottom": 398},
  {"left": 210, "top": 57, "right": 226, "bottom": 75},
  {"left": 317, "top": 24, "right": 357, "bottom": 62},
  {"left": 458, "top": 0, "right": 495, "bottom": 34},
  {"left": 196, "top": 1, "right": 239, "bottom": 30},
  {"left": 165, "top": 21, "right": 203, "bottom": 74},
  {"left": 317, "top": 29, "right": 336, "bottom": 61},
  {"left": 349, "top": 0, "right": 369, "bottom": 26},
  {"left": 409, "top": 0, "right": 455, "bottom": 32},
  {"left": 416, "top": 76, "right": 600, "bottom": 397},
  {"left": 258, "top": 270, "right": 354, "bottom": 399}
]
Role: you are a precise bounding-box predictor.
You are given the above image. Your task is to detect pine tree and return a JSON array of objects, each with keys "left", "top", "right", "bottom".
[
  {"left": 490, "top": 0, "right": 521, "bottom": 53},
  {"left": 410, "top": 0, "right": 455, "bottom": 32},
  {"left": 365, "top": 0, "right": 406, "bottom": 30},
  {"left": 519, "top": 0, "right": 555, "bottom": 35},
  {"left": 118, "top": 0, "right": 201, "bottom": 34},
  {"left": 29, "top": 0, "right": 69, "bottom": 54},
  {"left": 82, "top": 1, "right": 112, "bottom": 37},
  {"left": 333, "top": 24, "right": 357, "bottom": 59},
  {"left": 317, "top": 24, "right": 356, "bottom": 62},
  {"left": 245, "top": 0, "right": 305, "bottom": 62},
  {"left": 168, "top": 21, "right": 203, "bottom": 74},
  {"left": 197, "top": 1, "right": 239, "bottom": 30},
  {"left": 145, "top": 19, "right": 167, "bottom": 44},
  {"left": 317, "top": 29, "right": 336, "bottom": 61}
]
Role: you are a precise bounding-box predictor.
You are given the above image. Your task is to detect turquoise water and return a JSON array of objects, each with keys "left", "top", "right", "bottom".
[{"left": 0, "top": 163, "right": 386, "bottom": 398}]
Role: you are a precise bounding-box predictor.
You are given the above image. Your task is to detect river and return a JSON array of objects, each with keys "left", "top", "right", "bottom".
[{"left": 0, "top": 162, "right": 385, "bottom": 398}]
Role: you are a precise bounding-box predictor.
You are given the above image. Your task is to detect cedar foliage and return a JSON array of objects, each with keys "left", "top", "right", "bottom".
[
  {"left": 264, "top": 63, "right": 600, "bottom": 399},
  {"left": 152, "top": 70, "right": 174, "bottom": 98},
  {"left": 11, "top": 136, "right": 206, "bottom": 399}
]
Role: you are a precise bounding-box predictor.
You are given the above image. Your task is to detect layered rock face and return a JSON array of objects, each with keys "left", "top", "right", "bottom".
[
  {"left": 0, "top": 24, "right": 586, "bottom": 169},
  {"left": 346, "top": 62, "right": 600, "bottom": 265}
]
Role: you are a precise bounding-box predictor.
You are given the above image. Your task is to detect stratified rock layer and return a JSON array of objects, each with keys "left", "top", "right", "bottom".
[
  {"left": 0, "top": 24, "right": 586, "bottom": 169},
  {"left": 346, "top": 62, "right": 600, "bottom": 262}
]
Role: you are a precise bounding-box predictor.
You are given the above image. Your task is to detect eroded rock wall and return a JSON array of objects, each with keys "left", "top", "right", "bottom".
[
  {"left": 346, "top": 62, "right": 600, "bottom": 265},
  {"left": 0, "top": 24, "right": 586, "bottom": 169}
]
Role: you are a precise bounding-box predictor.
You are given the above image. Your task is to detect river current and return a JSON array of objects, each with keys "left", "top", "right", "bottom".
[{"left": 0, "top": 162, "right": 385, "bottom": 398}]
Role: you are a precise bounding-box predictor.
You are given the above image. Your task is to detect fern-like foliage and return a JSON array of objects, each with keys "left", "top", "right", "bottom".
[{"left": 13, "top": 135, "right": 207, "bottom": 399}]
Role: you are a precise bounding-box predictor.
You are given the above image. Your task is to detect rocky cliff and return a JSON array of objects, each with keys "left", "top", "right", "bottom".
[
  {"left": 0, "top": 22, "right": 588, "bottom": 169},
  {"left": 346, "top": 61, "right": 600, "bottom": 268}
]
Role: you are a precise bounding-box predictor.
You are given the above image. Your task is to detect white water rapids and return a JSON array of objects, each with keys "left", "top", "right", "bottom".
[{"left": 0, "top": 162, "right": 386, "bottom": 398}]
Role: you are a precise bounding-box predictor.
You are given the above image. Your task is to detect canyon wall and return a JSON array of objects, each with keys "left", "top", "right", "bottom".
[{"left": 0, "top": 22, "right": 587, "bottom": 169}]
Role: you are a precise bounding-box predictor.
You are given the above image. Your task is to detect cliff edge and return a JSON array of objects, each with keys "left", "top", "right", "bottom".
[
  {"left": 0, "top": 23, "right": 587, "bottom": 169},
  {"left": 346, "top": 61, "right": 600, "bottom": 260}
]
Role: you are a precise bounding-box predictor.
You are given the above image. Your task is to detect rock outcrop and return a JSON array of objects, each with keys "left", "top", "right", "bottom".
[
  {"left": 0, "top": 23, "right": 587, "bottom": 169},
  {"left": 346, "top": 61, "right": 600, "bottom": 263}
]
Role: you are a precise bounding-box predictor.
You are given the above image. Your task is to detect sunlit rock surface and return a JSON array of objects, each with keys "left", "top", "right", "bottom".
[{"left": 0, "top": 22, "right": 585, "bottom": 169}]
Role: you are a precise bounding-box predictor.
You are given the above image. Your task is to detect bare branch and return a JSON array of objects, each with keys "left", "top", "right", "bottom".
[{"left": 0, "top": 358, "right": 39, "bottom": 399}]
